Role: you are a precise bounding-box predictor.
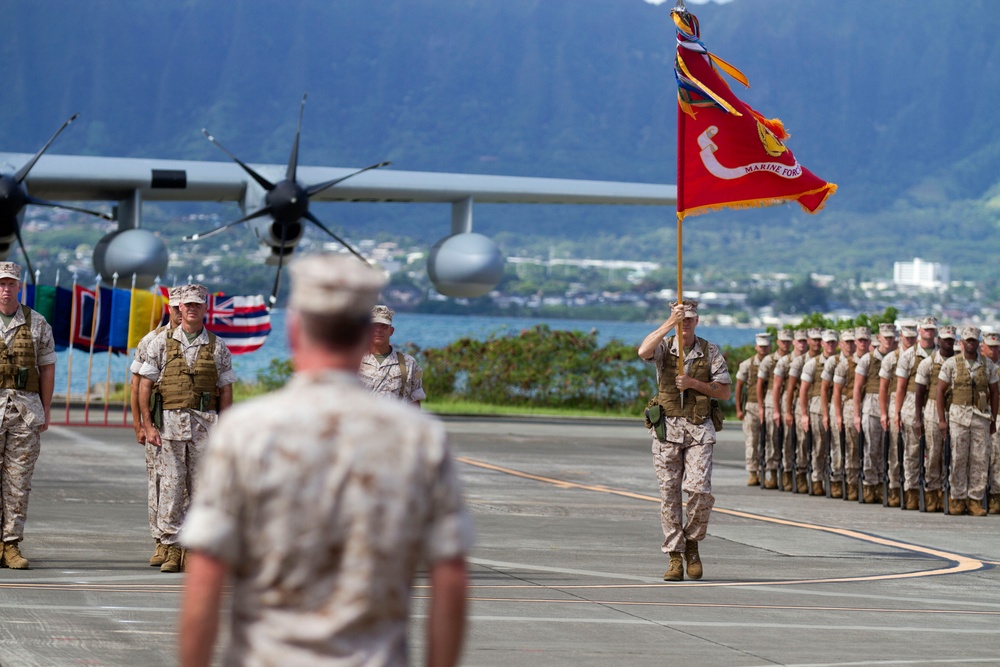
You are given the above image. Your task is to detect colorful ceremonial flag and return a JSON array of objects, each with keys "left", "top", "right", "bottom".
[
  {"left": 70, "top": 285, "right": 130, "bottom": 354},
  {"left": 128, "top": 289, "right": 169, "bottom": 348},
  {"left": 672, "top": 8, "right": 836, "bottom": 219},
  {"left": 204, "top": 293, "right": 271, "bottom": 354}
]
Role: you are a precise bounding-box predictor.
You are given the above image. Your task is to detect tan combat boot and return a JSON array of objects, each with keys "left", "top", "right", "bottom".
[
  {"left": 948, "top": 498, "right": 966, "bottom": 516},
  {"left": 887, "top": 488, "right": 901, "bottom": 507},
  {"left": 811, "top": 481, "right": 824, "bottom": 496},
  {"left": 160, "top": 545, "right": 183, "bottom": 573},
  {"left": 781, "top": 471, "right": 793, "bottom": 491},
  {"left": 2, "top": 542, "right": 29, "bottom": 569},
  {"left": 830, "top": 481, "right": 843, "bottom": 499},
  {"left": 684, "top": 540, "right": 703, "bottom": 580},
  {"left": 747, "top": 471, "right": 759, "bottom": 486},
  {"left": 847, "top": 482, "right": 859, "bottom": 501},
  {"left": 988, "top": 494, "right": 1000, "bottom": 515},
  {"left": 149, "top": 540, "right": 167, "bottom": 567},
  {"left": 663, "top": 552, "right": 684, "bottom": 582},
  {"left": 764, "top": 472, "right": 778, "bottom": 490},
  {"left": 904, "top": 489, "right": 919, "bottom": 510},
  {"left": 796, "top": 473, "right": 808, "bottom": 494},
  {"left": 924, "top": 490, "right": 938, "bottom": 513},
  {"left": 862, "top": 484, "right": 876, "bottom": 504},
  {"left": 968, "top": 499, "right": 988, "bottom": 517}
]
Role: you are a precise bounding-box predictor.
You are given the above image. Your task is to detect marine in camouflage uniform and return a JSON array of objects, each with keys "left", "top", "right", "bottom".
[
  {"left": 639, "top": 300, "right": 731, "bottom": 582},
  {"left": 980, "top": 332, "right": 1000, "bottom": 514},
  {"left": 358, "top": 304, "right": 426, "bottom": 406},
  {"left": 772, "top": 330, "right": 808, "bottom": 491},
  {"left": 936, "top": 326, "right": 999, "bottom": 516},
  {"left": 139, "top": 284, "right": 236, "bottom": 572},
  {"left": 828, "top": 328, "right": 858, "bottom": 499},
  {"left": 798, "top": 329, "right": 838, "bottom": 496},
  {"left": 0, "top": 262, "right": 56, "bottom": 570},
  {"left": 735, "top": 333, "right": 770, "bottom": 486},
  {"left": 894, "top": 317, "right": 937, "bottom": 510},
  {"left": 787, "top": 329, "right": 820, "bottom": 493},
  {"left": 757, "top": 329, "right": 792, "bottom": 490},
  {"left": 879, "top": 321, "right": 915, "bottom": 507},
  {"left": 853, "top": 323, "right": 896, "bottom": 504},
  {"left": 914, "top": 325, "right": 956, "bottom": 513},
  {"left": 179, "top": 254, "right": 472, "bottom": 666},
  {"left": 129, "top": 287, "right": 182, "bottom": 567}
]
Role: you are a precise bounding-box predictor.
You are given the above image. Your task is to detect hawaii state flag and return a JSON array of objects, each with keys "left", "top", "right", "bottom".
[
  {"left": 672, "top": 8, "right": 836, "bottom": 219},
  {"left": 204, "top": 294, "right": 271, "bottom": 354}
]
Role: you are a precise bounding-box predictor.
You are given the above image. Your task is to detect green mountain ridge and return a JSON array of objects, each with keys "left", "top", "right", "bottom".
[{"left": 2, "top": 0, "right": 999, "bottom": 283}]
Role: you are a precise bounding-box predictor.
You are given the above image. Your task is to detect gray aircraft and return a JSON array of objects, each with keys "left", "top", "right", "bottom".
[{"left": 0, "top": 96, "right": 676, "bottom": 303}]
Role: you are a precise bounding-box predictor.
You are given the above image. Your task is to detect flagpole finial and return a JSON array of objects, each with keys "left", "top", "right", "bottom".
[{"left": 673, "top": 0, "right": 687, "bottom": 9}]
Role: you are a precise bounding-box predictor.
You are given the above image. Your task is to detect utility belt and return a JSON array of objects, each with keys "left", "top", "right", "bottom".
[
  {"left": 644, "top": 395, "right": 724, "bottom": 442},
  {"left": 149, "top": 388, "right": 218, "bottom": 430}
]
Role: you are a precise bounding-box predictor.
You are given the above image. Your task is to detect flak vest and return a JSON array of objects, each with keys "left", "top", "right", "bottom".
[
  {"left": 745, "top": 355, "right": 761, "bottom": 404},
  {"left": 658, "top": 336, "right": 713, "bottom": 424},
  {"left": 905, "top": 347, "right": 930, "bottom": 393},
  {"left": 808, "top": 353, "right": 827, "bottom": 400},
  {"left": 156, "top": 328, "right": 219, "bottom": 412},
  {"left": 950, "top": 355, "right": 990, "bottom": 413},
  {"left": 863, "top": 351, "right": 884, "bottom": 397},
  {"left": 0, "top": 305, "right": 40, "bottom": 393},
  {"left": 928, "top": 354, "right": 947, "bottom": 404},
  {"left": 844, "top": 355, "right": 858, "bottom": 403}
]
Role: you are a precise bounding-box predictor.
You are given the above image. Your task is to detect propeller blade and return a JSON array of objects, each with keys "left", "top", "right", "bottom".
[
  {"left": 25, "top": 195, "right": 113, "bottom": 221},
  {"left": 201, "top": 129, "right": 276, "bottom": 192},
  {"left": 303, "top": 211, "right": 369, "bottom": 265},
  {"left": 268, "top": 221, "right": 289, "bottom": 309},
  {"left": 13, "top": 225, "right": 37, "bottom": 285},
  {"left": 286, "top": 93, "right": 307, "bottom": 183},
  {"left": 305, "top": 161, "right": 391, "bottom": 198},
  {"left": 183, "top": 206, "right": 273, "bottom": 241},
  {"left": 14, "top": 113, "right": 80, "bottom": 183}
]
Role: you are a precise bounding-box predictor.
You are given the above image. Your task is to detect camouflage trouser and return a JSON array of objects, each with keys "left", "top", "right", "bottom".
[
  {"left": 742, "top": 402, "right": 761, "bottom": 473},
  {"left": 808, "top": 410, "right": 829, "bottom": 484},
  {"left": 949, "top": 418, "right": 990, "bottom": 501},
  {"left": 0, "top": 414, "right": 42, "bottom": 543},
  {"left": 652, "top": 436, "right": 715, "bottom": 554},
  {"left": 145, "top": 442, "right": 161, "bottom": 541},
  {"left": 887, "top": 402, "right": 902, "bottom": 490},
  {"left": 794, "top": 410, "right": 809, "bottom": 475},
  {"left": 833, "top": 401, "right": 859, "bottom": 484},
  {"left": 901, "top": 420, "right": 923, "bottom": 492},
  {"left": 923, "top": 401, "right": 944, "bottom": 491},
  {"left": 763, "top": 398, "right": 780, "bottom": 472},
  {"left": 861, "top": 396, "right": 885, "bottom": 484},
  {"left": 990, "top": 429, "right": 1000, "bottom": 494},
  {"left": 156, "top": 422, "right": 210, "bottom": 546}
]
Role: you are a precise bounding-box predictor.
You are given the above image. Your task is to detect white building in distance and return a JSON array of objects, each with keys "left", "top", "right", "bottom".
[{"left": 893, "top": 257, "right": 949, "bottom": 290}]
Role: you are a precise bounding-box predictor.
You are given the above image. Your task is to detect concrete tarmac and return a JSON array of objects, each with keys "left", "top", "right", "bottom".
[{"left": 1, "top": 418, "right": 998, "bottom": 666}]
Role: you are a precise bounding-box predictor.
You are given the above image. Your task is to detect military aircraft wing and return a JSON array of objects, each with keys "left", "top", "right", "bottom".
[{"left": 0, "top": 152, "right": 677, "bottom": 206}]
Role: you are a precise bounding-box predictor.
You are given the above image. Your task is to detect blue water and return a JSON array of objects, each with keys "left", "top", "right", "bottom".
[{"left": 53, "top": 311, "right": 756, "bottom": 395}]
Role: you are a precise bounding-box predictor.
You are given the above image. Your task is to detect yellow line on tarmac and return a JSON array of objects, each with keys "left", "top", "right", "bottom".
[{"left": 456, "top": 456, "right": 986, "bottom": 587}]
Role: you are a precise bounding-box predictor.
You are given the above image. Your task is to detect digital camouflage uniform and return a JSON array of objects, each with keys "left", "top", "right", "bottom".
[
  {"left": 879, "top": 348, "right": 904, "bottom": 492},
  {"left": 915, "top": 350, "right": 950, "bottom": 497},
  {"left": 895, "top": 344, "right": 934, "bottom": 500},
  {"left": 0, "top": 306, "right": 56, "bottom": 545},
  {"left": 800, "top": 351, "right": 834, "bottom": 487},
  {"left": 786, "top": 350, "right": 812, "bottom": 479},
  {"left": 735, "top": 352, "right": 763, "bottom": 478},
  {"left": 181, "top": 369, "right": 473, "bottom": 666},
  {"left": 772, "top": 348, "right": 805, "bottom": 486},
  {"left": 131, "top": 326, "right": 168, "bottom": 543},
  {"left": 856, "top": 347, "right": 888, "bottom": 492},
  {"left": 938, "top": 353, "right": 998, "bottom": 504},
  {"left": 139, "top": 326, "right": 236, "bottom": 546},
  {"left": 756, "top": 347, "right": 787, "bottom": 482},
  {"left": 647, "top": 336, "right": 731, "bottom": 554},
  {"left": 359, "top": 349, "right": 426, "bottom": 403},
  {"left": 832, "top": 351, "right": 860, "bottom": 489}
]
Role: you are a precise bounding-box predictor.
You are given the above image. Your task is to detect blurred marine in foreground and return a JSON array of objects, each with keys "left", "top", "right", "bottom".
[{"left": 179, "top": 253, "right": 473, "bottom": 667}]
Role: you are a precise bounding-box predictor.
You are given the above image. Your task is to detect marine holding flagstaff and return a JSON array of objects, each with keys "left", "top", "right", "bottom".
[
  {"left": 639, "top": 300, "right": 731, "bottom": 582},
  {"left": 138, "top": 284, "right": 236, "bottom": 572},
  {"left": 0, "top": 262, "right": 55, "bottom": 570}
]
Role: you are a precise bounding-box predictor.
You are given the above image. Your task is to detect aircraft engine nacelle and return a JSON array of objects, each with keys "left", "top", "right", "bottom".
[
  {"left": 249, "top": 218, "right": 304, "bottom": 266},
  {"left": 92, "top": 228, "right": 169, "bottom": 288},
  {"left": 427, "top": 232, "right": 504, "bottom": 298}
]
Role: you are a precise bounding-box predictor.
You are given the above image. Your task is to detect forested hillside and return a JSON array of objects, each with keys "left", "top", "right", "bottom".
[{"left": 3, "top": 0, "right": 1000, "bottom": 282}]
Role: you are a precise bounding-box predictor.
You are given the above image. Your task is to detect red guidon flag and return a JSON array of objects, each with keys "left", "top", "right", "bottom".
[{"left": 672, "top": 8, "right": 836, "bottom": 220}]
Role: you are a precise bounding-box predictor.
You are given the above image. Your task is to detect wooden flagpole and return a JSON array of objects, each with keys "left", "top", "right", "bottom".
[
  {"left": 102, "top": 272, "right": 119, "bottom": 424},
  {"left": 675, "top": 0, "right": 688, "bottom": 404},
  {"left": 123, "top": 273, "right": 137, "bottom": 426}
]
